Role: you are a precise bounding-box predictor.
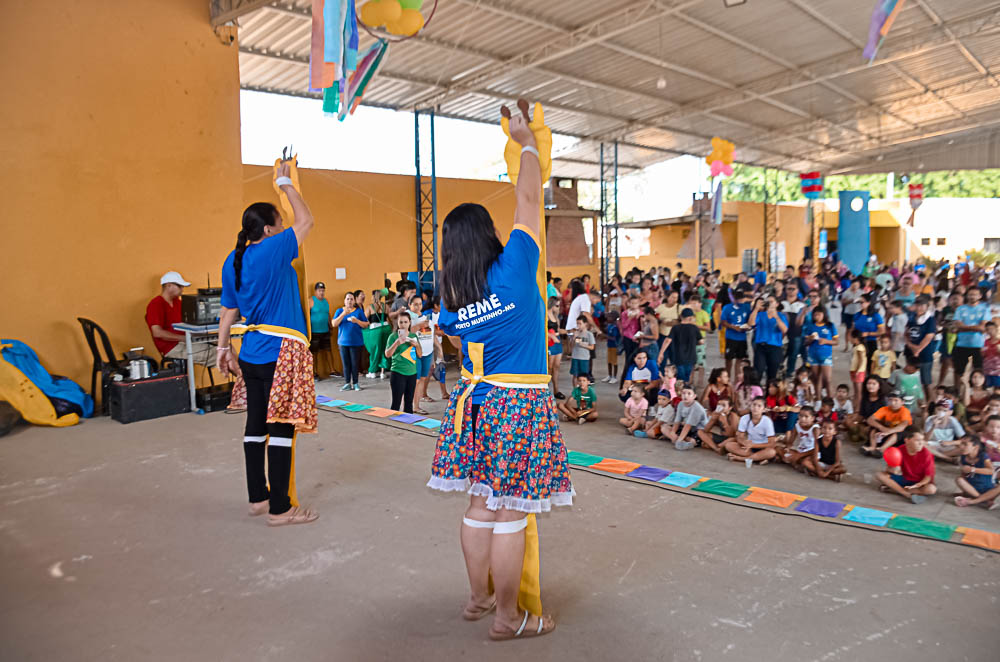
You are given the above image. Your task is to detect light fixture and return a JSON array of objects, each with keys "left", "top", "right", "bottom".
[
  {"left": 656, "top": 76, "right": 667, "bottom": 90},
  {"left": 723, "top": 0, "right": 748, "bottom": 7}
]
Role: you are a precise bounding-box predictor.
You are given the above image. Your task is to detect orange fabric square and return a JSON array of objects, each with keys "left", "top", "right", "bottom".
[
  {"left": 961, "top": 528, "right": 1000, "bottom": 551},
  {"left": 365, "top": 407, "right": 398, "bottom": 418},
  {"left": 744, "top": 488, "right": 801, "bottom": 509},
  {"left": 590, "top": 458, "right": 642, "bottom": 475}
]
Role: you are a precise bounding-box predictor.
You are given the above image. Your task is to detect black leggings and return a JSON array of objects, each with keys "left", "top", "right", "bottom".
[
  {"left": 756, "top": 344, "right": 784, "bottom": 381},
  {"left": 239, "top": 360, "right": 295, "bottom": 515},
  {"left": 340, "top": 345, "right": 362, "bottom": 385},
  {"left": 390, "top": 370, "right": 417, "bottom": 413}
]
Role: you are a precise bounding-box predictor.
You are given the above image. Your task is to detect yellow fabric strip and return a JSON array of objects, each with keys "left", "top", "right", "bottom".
[{"left": 232, "top": 323, "right": 309, "bottom": 346}]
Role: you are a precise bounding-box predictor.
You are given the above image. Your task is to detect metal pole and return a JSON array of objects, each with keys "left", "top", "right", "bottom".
[
  {"left": 414, "top": 110, "right": 422, "bottom": 284},
  {"left": 613, "top": 141, "right": 620, "bottom": 276},
  {"left": 429, "top": 109, "right": 439, "bottom": 290},
  {"left": 599, "top": 143, "right": 606, "bottom": 286}
]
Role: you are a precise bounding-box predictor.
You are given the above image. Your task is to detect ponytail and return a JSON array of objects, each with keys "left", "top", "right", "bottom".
[{"left": 234, "top": 202, "right": 279, "bottom": 291}]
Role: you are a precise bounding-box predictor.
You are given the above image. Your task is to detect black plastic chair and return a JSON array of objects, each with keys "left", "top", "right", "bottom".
[{"left": 77, "top": 318, "right": 158, "bottom": 415}]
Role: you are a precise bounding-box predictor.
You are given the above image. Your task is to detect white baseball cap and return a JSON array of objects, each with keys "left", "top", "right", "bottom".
[{"left": 160, "top": 271, "right": 191, "bottom": 287}]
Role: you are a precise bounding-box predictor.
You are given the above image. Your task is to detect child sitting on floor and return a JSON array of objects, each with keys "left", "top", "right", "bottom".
[
  {"left": 782, "top": 405, "right": 819, "bottom": 472},
  {"left": 954, "top": 436, "right": 996, "bottom": 505},
  {"left": 810, "top": 419, "right": 845, "bottom": 481},
  {"left": 621, "top": 383, "right": 649, "bottom": 435},
  {"left": 698, "top": 395, "right": 739, "bottom": 454},
  {"left": 558, "top": 374, "right": 599, "bottom": 425},
  {"left": 664, "top": 384, "right": 709, "bottom": 451},
  {"left": 863, "top": 389, "right": 913, "bottom": 456},
  {"left": 644, "top": 390, "right": 675, "bottom": 439},
  {"left": 816, "top": 397, "right": 838, "bottom": 427},
  {"left": 923, "top": 400, "right": 965, "bottom": 462},
  {"left": 833, "top": 384, "right": 854, "bottom": 430},
  {"left": 660, "top": 364, "right": 678, "bottom": 400},
  {"left": 876, "top": 426, "right": 937, "bottom": 504},
  {"left": 979, "top": 414, "right": 1000, "bottom": 462},
  {"left": 724, "top": 396, "right": 778, "bottom": 465},
  {"left": 794, "top": 366, "right": 818, "bottom": 409}
]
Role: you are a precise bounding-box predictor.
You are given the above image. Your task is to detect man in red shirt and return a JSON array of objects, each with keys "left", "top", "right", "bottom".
[
  {"left": 145, "top": 271, "right": 215, "bottom": 366},
  {"left": 875, "top": 426, "right": 937, "bottom": 504}
]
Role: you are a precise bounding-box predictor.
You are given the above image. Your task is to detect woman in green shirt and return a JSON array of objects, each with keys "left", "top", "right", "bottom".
[
  {"left": 385, "top": 312, "right": 421, "bottom": 413},
  {"left": 364, "top": 287, "right": 392, "bottom": 379}
]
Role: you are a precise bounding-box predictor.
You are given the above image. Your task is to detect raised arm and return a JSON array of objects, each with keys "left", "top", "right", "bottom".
[
  {"left": 503, "top": 101, "right": 542, "bottom": 238},
  {"left": 275, "top": 161, "right": 314, "bottom": 245}
]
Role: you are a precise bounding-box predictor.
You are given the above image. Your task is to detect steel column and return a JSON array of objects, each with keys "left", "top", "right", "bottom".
[{"left": 414, "top": 110, "right": 439, "bottom": 291}]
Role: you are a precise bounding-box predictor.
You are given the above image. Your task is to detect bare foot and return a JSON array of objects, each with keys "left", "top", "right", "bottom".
[
  {"left": 248, "top": 500, "right": 268, "bottom": 516},
  {"left": 267, "top": 506, "right": 319, "bottom": 527},
  {"left": 462, "top": 594, "right": 496, "bottom": 621}
]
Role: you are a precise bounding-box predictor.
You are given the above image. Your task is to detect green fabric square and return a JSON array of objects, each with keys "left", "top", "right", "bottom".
[
  {"left": 692, "top": 479, "right": 750, "bottom": 499},
  {"left": 566, "top": 451, "right": 605, "bottom": 467},
  {"left": 340, "top": 403, "right": 372, "bottom": 412},
  {"left": 886, "top": 515, "right": 956, "bottom": 541}
]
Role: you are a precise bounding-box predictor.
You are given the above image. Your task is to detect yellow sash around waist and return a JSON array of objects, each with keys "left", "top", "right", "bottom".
[
  {"left": 231, "top": 323, "right": 309, "bottom": 346},
  {"left": 453, "top": 342, "right": 550, "bottom": 437}
]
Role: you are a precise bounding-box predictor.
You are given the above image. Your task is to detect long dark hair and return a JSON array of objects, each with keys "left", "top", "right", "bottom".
[
  {"left": 234, "top": 202, "right": 279, "bottom": 291},
  {"left": 440, "top": 203, "right": 503, "bottom": 310},
  {"left": 569, "top": 278, "right": 586, "bottom": 299}
]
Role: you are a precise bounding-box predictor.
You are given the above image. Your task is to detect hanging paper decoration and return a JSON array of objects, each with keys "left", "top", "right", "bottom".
[
  {"left": 864, "top": 0, "right": 908, "bottom": 63},
  {"left": 309, "top": 1, "right": 389, "bottom": 121},
  {"left": 710, "top": 179, "right": 724, "bottom": 225},
  {"left": 360, "top": 0, "right": 426, "bottom": 36},
  {"left": 705, "top": 137, "right": 735, "bottom": 177},
  {"left": 800, "top": 171, "right": 823, "bottom": 199},
  {"left": 908, "top": 183, "right": 923, "bottom": 210}
]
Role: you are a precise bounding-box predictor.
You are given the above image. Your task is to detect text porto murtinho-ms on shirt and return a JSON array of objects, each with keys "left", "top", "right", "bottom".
[{"left": 454, "top": 292, "right": 517, "bottom": 329}]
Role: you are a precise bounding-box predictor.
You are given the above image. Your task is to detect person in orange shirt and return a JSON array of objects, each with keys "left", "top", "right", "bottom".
[{"left": 862, "top": 389, "right": 912, "bottom": 457}]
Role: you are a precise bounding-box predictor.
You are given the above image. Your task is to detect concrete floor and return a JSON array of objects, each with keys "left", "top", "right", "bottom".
[{"left": 2, "top": 344, "right": 998, "bottom": 661}]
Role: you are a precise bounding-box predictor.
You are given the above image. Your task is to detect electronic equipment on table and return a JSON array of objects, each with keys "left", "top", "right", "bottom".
[{"left": 181, "top": 288, "right": 222, "bottom": 324}]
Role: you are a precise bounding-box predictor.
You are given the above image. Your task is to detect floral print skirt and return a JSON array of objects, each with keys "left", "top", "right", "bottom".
[
  {"left": 229, "top": 338, "right": 317, "bottom": 434},
  {"left": 427, "top": 379, "right": 574, "bottom": 513}
]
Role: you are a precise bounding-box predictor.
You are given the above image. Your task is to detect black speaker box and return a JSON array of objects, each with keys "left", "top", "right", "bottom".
[
  {"left": 109, "top": 375, "right": 190, "bottom": 424},
  {"left": 196, "top": 383, "right": 233, "bottom": 413}
]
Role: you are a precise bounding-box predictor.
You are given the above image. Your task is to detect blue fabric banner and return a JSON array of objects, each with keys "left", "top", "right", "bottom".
[{"left": 837, "top": 190, "right": 870, "bottom": 275}]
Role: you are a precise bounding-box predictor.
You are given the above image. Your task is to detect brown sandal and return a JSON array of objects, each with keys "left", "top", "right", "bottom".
[
  {"left": 488, "top": 611, "right": 556, "bottom": 641},
  {"left": 462, "top": 597, "right": 497, "bottom": 621},
  {"left": 267, "top": 506, "right": 320, "bottom": 527}
]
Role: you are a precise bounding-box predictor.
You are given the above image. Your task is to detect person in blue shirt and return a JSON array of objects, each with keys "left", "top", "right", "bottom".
[
  {"left": 749, "top": 295, "right": 788, "bottom": 381},
  {"left": 428, "top": 100, "right": 568, "bottom": 640},
  {"left": 852, "top": 294, "right": 885, "bottom": 360},
  {"left": 217, "top": 158, "right": 319, "bottom": 527},
  {"left": 905, "top": 295, "right": 938, "bottom": 400},
  {"left": 332, "top": 291, "right": 369, "bottom": 391},
  {"left": 803, "top": 306, "right": 839, "bottom": 399},
  {"left": 753, "top": 262, "right": 767, "bottom": 291},
  {"left": 951, "top": 286, "right": 991, "bottom": 382},
  {"left": 720, "top": 289, "right": 752, "bottom": 381}
]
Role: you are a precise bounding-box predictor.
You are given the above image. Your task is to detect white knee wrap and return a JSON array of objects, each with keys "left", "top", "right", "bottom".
[
  {"left": 492, "top": 518, "right": 528, "bottom": 535},
  {"left": 462, "top": 517, "right": 495, "bottom": 529}
]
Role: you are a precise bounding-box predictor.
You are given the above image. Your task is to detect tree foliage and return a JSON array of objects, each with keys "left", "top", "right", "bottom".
[{"left": 722, "top": 165, "right": 1000, "bottom": 202}]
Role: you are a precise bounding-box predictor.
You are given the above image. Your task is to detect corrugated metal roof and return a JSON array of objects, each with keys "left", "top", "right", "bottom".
[{"left": 224, "top": 0, "right": 1000, "bottom": 178}]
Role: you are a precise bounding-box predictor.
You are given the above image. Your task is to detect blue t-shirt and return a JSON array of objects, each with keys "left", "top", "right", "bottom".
[
  {"left": 905, "top": 311, "right": 937, "bottom": 362},
  {"left": 606, "top": 324, "right": 622, "bottom": 349},
  {"left": 894, "top": 291, "right": 916, "bottom": 308},
  {"left": 334, "top": 307, "right": 367, "bottom": 347},
  {"left": 309, "top": 296, "right": 330, "bottom": 334},
  {"left": 754, "top": 311, "right": 788, "bottom": 347},
  {"left": 721, "top": 303, "right": 751, "bottom": 341},
  {"left": 954, "top": 303, "right": 991, "bottom": 348},
  {"left": 221, "top": 230, "right": 307, "bottom": 364},
  {"left": 625, "top": 361, "right": 660, "bottom": 382},
  {"left": 853, "top": 311, "right": 884, "bottom": 336},
  {"left": 437, "top": 228, "right": 547, "bottom": 404},
  {"left": 754, "top": 270, "right": 766, "bottom": 287},
  {"left": 802, "top": 322, "right": 837, "bottom": 362}
]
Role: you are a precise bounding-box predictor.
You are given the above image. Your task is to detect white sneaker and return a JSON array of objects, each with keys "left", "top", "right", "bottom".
[
  {"left": 366, "top": 372, "right": 376, "bottom": 379},
  {"left": 578, "top": 418, "right": 586, "bottom": 425}
]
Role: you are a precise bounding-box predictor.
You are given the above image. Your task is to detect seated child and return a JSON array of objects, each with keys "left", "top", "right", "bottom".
[
  {"left": 644, "top": 390, "right": 675, "bottom": 439},
  {"left": 809, "top": 419, "right": 846, "bottom": 481},
  {"left": 863, "top": 389, "right": 912, "bottom": 456},
  {"left": 815, "top": 397, "right": 838, "bottom": 428},
  {"left": 698, "top": 396, "right": 739, "bottom": 455},
  {"left": 724, "top": 396, "right": 778, "bottom": 464},
  {"left": 782, "top": 405, "right": 819, "bottom": 471},
  {"left": 971, "top": 395, "right": 1000, "bottom": 433},
  {"left": 980, "top": 414, "right": 1000, "bottom": 463},
  {"left": 558, "top": 374, "right": 598, "bottom": 425},
  {"left": 620, "top": 383, "right": 649, "bottom": 435},
  {"left": 664, "top": 384, "right": 709, "bottom": 450},
  {"left": 922, "top": 400, "right": 965, "bottom": 462},
  {"left": 832, "top": 384, "right": 854, "bottom": 432},
  {"left": 954, "top": 436, "right": 996, "bottom": 505},
  {"left": 765, "top": 379, "right": 798, "bottom": 445},
  {"left": 889, "top": 355, "right": 926, "bottom": 424},
  {"left": 876, "top": 426, "right": 937, "bottom": 504}
]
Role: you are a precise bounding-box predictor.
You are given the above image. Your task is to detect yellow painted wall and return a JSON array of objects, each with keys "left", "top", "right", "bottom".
[{"left": 1, "top": 0, "right": 244, "bottom": 388}]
